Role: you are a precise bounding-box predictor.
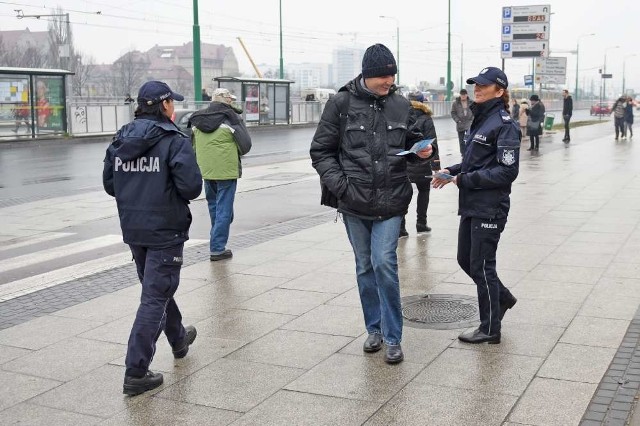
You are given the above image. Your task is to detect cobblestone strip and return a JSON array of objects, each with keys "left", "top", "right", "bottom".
[
  {"left": 0, "top": 211, "right": 335, "bottom": 330},
  {"left": 580, "top": 306, "right": 640, "bottom": 426}
]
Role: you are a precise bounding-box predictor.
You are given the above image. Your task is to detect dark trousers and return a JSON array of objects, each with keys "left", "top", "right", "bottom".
[
  {"left": 626, "top": 121, "right": 634, "bottom": 138},
  {"left": 457, "top": 216, "right": 513, "bottom": 335},
  {"left": 125, "top": 243, "right": 186, "bottom": 377},
  {"left": 529, "top": 134, "right": 540, "bottom": 150},
  {"left": 457, "top": 131, "right": 466, "bottom": 155},
  {"left": 563, "top": 114, "right": 571, "bottom": 140},
  {"left": 401, "top": 180, "right": 430, "bottom": 230},
  {"left": 615, "top": 117, "right": 626, "bottom": 138}
]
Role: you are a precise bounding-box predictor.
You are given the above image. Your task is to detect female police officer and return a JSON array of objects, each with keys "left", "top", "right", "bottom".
[{"left": 432, "top": 67, "right": 520, "bottom": 344}]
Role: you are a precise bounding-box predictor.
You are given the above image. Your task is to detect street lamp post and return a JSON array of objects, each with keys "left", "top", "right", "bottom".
[
  {"left": 379, "top": 15, "right": 400, "bottom": 86},
  {"left": 192, "top": 0, "right": 202, "bottom": 101},
  {"left": 279, "top": 0, "right": 284, "bottom": 79},
  {"left": 16, "top": 10, "right": 71, "bottom": 70},
  {"left": 446, "top": 0, "right": 452, "bottom": 101},
  {"left": 603, "top": 45, "right": 620, "bottom": 102},
  {"left": 623, "top": 54, "right": 637, "bottom": 96},
  {"left": 574, "top": 33, "right": 595, "bottom": 101}
]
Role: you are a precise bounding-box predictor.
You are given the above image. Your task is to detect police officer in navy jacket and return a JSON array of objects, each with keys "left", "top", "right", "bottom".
[
  {"left": 432, "top": 67, "right": 520, "bottom": 344},
  {"left": 103, "top": 81, "right": 203, "bottom": 395}
]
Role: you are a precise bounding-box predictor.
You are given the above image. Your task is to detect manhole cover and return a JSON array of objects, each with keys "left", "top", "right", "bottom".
[{"left": 402, "top": 294, "right": 479, "bottom": 330}]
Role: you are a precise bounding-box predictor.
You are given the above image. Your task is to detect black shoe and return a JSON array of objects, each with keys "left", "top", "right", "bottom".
[
  {"left": 527, "top": 147, "right": 533, "bottom": 151},
  {"left": 123, "top": 371, "right": 163, "bottom": 396},
  {"left": 172, "top": 325, "right": 197, "bottom": 359},
  {"left": 363, "top": 333, "right": 383, "bottom": 353},
  {"left": 398, "top": 229, "right": 409, "bottom": 238},
  {"left": 384, "top": 344, "right": 404, "bottom": 364},
  {"left": 210, "top": 250, "right": 232, "bottom": 261},
  {"left": 458, "top": 328, "right": 501, "bottom": 344},
  {"left": 416, "top": 223, "right": 431, "bottom": 233},
  {"left": 499, "top": 296, "right": 517, "bottom": 320}
]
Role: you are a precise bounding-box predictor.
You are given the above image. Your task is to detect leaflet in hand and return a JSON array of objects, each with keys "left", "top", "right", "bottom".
[
  {"left": 396, "top": 138, "right": 435, "bottom": 156},
  {"left": 434, "top": 171, "right": 454, "bottom": 180}
]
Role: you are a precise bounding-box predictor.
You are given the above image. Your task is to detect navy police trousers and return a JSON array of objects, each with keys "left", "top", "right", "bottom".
[
  {"left": 457, "top": 216, "right": 514, "bottom": 336},
  {"left": 125, "top": 243, "right": 186, "bottom": 378}
]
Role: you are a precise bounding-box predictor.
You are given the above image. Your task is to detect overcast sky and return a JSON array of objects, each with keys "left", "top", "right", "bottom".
[{"left": 2, "top": 0, "right": 639, "bottom": 95}]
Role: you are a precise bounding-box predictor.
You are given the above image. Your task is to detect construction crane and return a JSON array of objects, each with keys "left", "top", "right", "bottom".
[{"left": 237, "top": 37, "right": 263, "bottom": 78}]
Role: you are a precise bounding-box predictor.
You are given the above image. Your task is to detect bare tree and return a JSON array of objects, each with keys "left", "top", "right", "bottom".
[
  {"left": 71, "top": 53, "right": 95, "bottom": 97},
  {"left": 0, "top": 35, "right": 47, "bottom": 68},
  {"left": 113, "top": 51, "right": 149, "bottom": 97},
  {"left": 47, "top": 7, "right": 74, "bottom": 70}
]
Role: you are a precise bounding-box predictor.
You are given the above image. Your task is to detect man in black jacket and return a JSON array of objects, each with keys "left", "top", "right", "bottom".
[
  {"left": 562, "top": 89, "right": 573, "bottom": 142},
  {"left": 103, "top": 81, "right": 203, "bottom": 396},
  {"left": 310, "top": 44, "right": 435, "bottom": 364}
]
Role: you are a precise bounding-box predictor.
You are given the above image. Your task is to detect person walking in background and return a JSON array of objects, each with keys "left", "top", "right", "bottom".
[
  {"left": 400, "top": 91, "right": 440, "bottom": 237},
  {"left": 103, "top": 81, "right": 202, "bottom": 396},
  {"left": 310, "top": 43, "right": 435, "bottom": 364},
  {"left": 624, "top": 96, "right": 634, "bottom": 139},
  {"left": 11, "top": 102, "right": 30, "bottom": 133},
  {"left": 510, "top": 97, "right": 520, "bottom": 122},
  {"left": 562, "top": 89, "right": 573, "bottom": 143},
  {"left": 432, "top": 66, "right": 520, "bottom": 345},
  {"left": 518, "top": 100, "right": 529, "bottom": 139},
  {"left": 190, "top": 88, "right": 252, "bottom": 261},
  {"left": 611, "top": 96, "right": 627, "bottom": 140},
  {"left": 451, "top": 88, "right": 474, "bottom": 155},
  {"left": 526, "top": 94, "right": 545, "bottom": 151}
]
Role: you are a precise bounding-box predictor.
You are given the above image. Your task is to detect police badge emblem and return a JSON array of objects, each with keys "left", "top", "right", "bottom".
[{"left": 502, "top": 149, "right": 516, "bottom": 166}]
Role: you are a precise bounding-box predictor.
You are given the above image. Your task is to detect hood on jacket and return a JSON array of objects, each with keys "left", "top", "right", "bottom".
[
  {"left": 339, "top": 74, "right": 398, "bottom": 100},
  {"left": 411, "top": 100, "right": 432, "bottom": 116},
  {"left": 189, "top": 102, "right": 243, "bottom": 133},
  {"left": 112, "top": 118, "right": 176, "bottom": 162}
]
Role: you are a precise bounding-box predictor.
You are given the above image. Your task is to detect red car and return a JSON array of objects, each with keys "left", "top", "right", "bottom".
[{"left": 590, "top": 102, "right": 612, "bottom": 116}]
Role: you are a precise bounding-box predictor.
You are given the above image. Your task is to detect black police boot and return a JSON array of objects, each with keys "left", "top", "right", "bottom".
[
  {"left": 416, "top": 223, "right": 431, "bottom": 233},
  {"left": 172, "top": 325, "right": 197, "bottom": 359},
  {"left": 363, "top": 333, "right": 383, "bottom": 353},
  {"left": 458, "top": 328, "right": 501, "bottom": 344},
  {"left": 398, "top": 228, "right": 409, "bottom": 238},
  {"left": 123, "top": 371, "right": 164, "bottom": 396},
  {"left": 499, "top": 296, "right": 517, "bottom": 320},
  {"left": 384, "top": 344, "right": 404, "bottom": 364}
]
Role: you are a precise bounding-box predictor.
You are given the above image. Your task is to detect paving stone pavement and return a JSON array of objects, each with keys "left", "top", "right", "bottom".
[{"left": 2, "top": 121, "right": 640, "bottom": 425}]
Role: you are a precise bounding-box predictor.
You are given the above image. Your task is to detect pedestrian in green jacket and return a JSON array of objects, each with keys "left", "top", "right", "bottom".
[{"left": 190, "top": 88, "right": 252, "bottom": 261}]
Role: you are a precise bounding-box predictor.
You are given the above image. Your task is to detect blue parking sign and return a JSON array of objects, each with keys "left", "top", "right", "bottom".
[
  {"left": 502, "top": 7, "right": 512, "bottom": 18},
  {"left": 502, "top": 43, "right": 511, "bottom": 52},
  {"left": 502, "top": 25, "right": 511, "bottom": 34}
]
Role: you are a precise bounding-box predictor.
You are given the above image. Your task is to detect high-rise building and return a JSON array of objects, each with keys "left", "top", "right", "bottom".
[{"left": 332, "top": 46, "right": 365, "bottom": 89}]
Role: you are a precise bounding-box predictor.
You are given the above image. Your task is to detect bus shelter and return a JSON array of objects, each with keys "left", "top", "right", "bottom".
[
  {"left": 213, "top": 76, "right": 293, "bottom": 125},
  {"left": 0, "top": 67, "right": 73, "bottom": 140}
]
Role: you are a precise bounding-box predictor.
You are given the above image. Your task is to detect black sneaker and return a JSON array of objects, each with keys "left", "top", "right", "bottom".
[
  {"left": 399, "top": 229, "right": 409, "bottom": 238},
  {"left": 416, "top": 223, "right": 431, "bottom": 233},
  {"left": 210, "top": 250, "right": 233, "bottom": 261},
  {"left": 172, "top": 325, "right": 197, "bottom": 359},
  {"left": 123, "top": 371, "right": 163, "bottom": 396}
]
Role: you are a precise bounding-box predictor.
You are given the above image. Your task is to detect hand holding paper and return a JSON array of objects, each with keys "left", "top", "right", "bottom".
[{"left": 396, "top": 138, "right": 435, "bottom": 156}]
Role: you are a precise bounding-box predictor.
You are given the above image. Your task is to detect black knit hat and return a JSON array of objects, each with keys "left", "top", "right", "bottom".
[{"left": 362, "top": 44, "right": 397, "bottom": 78}]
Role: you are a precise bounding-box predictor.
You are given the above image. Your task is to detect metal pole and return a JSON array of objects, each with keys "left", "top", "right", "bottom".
[
  {"left": 279, "top": 0, "right": 284, "bottom": 79},
  {"left": 193, "top": 0, "right": 202, "bottom": 101},
  {"left": 623, "top": 58, "right": 626, "bottom": 95},
  {"left": 446, "top": 0, "right": 452, "bottom": 101},
  {"left": 396, "top": 24, "right": 400, "bottom": 86},
  {"left": 460, "top": 42, "right": 463, "bottom": 90},
  {"left": 574, "top": 41, "right": 579, "bottom": 101},
  {"left": 65, "top": 13, "right": 70, "bottom": 70}
]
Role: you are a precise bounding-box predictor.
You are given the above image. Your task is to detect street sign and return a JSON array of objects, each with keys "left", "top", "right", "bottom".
[
  {"left": 535, "top": 57, "right": 567, "bottom": 76},
  {"left": 502, "top": 5, "right": 551, "bottom": 23},
  {"left": 524, "top": 75, "right": 533, "bottom": 86},
  {"left": 535, "top": 74, "right": 565, "bottom": 84},
  {"left": 502, "top": 23, "right": 550, "bottom": 41},
  {"left": 501, "top": 41, "right": 549, "bottom": 58},
  {"left": 601, "top": 74, "right": 613, "bottom": 79}
]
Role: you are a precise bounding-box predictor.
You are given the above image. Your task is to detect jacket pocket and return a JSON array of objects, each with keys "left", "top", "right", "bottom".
[
  {"left": 345, "top": 120, "right": 368, "bottom": 149},
  {"left": 385, "top": 121, "right": 408, "bottom": 148},
  {"left": 343, "top": 174, "right": 373, "bottom": 213}
]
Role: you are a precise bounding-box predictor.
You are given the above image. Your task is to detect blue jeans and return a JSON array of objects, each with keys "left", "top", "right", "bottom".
[
  {"left": 204, "top": 179, "right": 237, "bottom": 254},
  {"left": 343, "top": 213, "right": 403, "bottom": 345}
]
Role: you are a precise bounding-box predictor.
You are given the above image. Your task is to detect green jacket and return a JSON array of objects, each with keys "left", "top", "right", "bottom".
[{"left": 190, "top": 102, "right": 252, "bottom": 180}]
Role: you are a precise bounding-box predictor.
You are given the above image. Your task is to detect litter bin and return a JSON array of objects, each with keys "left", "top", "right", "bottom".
[{"left": 544, "top": 113, "right": 555, "bottom": 130}]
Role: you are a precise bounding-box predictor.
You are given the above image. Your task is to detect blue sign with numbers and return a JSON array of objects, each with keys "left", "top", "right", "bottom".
[{"left": 524, "top": 75, "right": 533, "bottom": 86}]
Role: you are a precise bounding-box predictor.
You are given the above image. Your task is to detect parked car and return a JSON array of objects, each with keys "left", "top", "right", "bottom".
[
  {"left": 172, "top": 109, "right": 197, "bottom": 137},
  {"left": 590, "top": 102, "right": 612, "bottom": 116}
]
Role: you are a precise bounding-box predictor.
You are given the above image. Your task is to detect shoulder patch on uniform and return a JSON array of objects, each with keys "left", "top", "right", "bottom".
[
  {"left": 501, "top": 114, "right": 511, "bottom": 122},
  {"left": 502, "top": 149, "right": 516, "bottom": 166}
]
